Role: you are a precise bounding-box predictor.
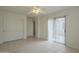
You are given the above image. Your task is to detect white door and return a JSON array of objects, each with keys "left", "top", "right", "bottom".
[
  {"left": 16, "top": 16, "right": 24, "bottom": 39},
  {"left": 4, "top": 14, "right": 17, "bottom": 41},
  {"left": 0, "top": 14, "right": 4, "bottom": 43},
  {"left": 4, "top": 14, "right": 24, "bottom": 41},
  {"left": 0, "top": 13, "right": 26, "bottom": 43},
  {"left": 27, "top": 19, "right": 33, "bottom": 37}
]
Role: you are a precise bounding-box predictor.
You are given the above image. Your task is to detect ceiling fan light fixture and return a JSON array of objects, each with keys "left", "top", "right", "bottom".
[{"left": 32, "top": 6, "right": 40, "bottom": 14}]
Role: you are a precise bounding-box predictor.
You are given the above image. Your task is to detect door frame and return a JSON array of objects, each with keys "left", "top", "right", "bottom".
[
  {"left": 54, "top": 16, "right": 66, "bottom": 45},
  {"left": 33, "top": 20, "right": 36, "bottom": 37},
  {"left": 47, "top": 16, "right": 67, "bottom": 45}
]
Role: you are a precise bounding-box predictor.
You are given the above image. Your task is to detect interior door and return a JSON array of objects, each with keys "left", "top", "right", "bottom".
[
  {"left": 16, "top": 16, "right": 24, "bottom": 39},
  {"left": 27, "top": 19, "right": 33, "bottom": 37},
  {"left": 0, "top": 14, "right": 4, "bottom": 43},
  {"left": 4, "top": 14, "right": 17, "bottom": 41},
  {"left": 4, "top": 14, "right": 24, "bottom": 41}
]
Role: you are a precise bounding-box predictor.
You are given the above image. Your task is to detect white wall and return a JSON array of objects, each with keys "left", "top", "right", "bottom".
[
  {"left": 48, "top": 19, "right": 54, "bottom": 41},
  {"left": 0, "top": 11, "right": 27, "bottom": 43},
  {"left": 38, "top": 7, "right": 79, "bottom": 49},
  {"left": 37, "top": 16, "right": 48, "bottom": 39},
  {"left": 0, "top": 12, "right": 4, "bottom": 43},
  {"left": 27, "top": 17, "right": 33, "bottom": 37},
  {"left": 0, "top": 7, "right": 79, "bottom": 50}
]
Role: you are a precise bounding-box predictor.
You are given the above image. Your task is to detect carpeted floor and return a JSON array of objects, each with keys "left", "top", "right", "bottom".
[{"left": 0, "top": 37, "right": 79, "bottom": 53}]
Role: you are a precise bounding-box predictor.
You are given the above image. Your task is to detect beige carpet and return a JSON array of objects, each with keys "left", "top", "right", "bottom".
[{"left": 0, "top": 37, "right": 79, "bottom": 53}]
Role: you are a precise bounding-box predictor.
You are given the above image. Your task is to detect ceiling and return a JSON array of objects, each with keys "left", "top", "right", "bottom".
[{"left": 0, "top": 6, "right": 71, "bottom": 17}]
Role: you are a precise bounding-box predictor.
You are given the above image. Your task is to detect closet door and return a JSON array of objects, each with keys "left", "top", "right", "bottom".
[
  {"left": 0, "top": 12, "right": 25, "bottom": 43},
  {"left": 4, "top": 14, "right": 17, "bottom": 41},
  {"left": 4, "top": 13, "right": 24, "bottom": 42},
  {"left": 16, "top": 16, "right": 24, "bottom": 39},
  {"left": 0, "top": 14, "right": 4, "bottom": 43},
  {"left": 27, "top": 19, "right": 33, "bottom": 37}
]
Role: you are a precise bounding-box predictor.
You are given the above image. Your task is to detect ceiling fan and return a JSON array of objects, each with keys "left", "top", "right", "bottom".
[
  {"left": 32, "top": 6, "right": 41, "bottom": 14},
  {"left": 28, "top": 6, "right": 46, "bottom": 15}
]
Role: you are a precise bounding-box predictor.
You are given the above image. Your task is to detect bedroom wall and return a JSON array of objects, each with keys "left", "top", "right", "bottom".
[
  {"left": 38, "top": 7, "right": 79, "bottom": 49},
  {"left": 0, "top": 11, "right": 27, "bottom": 43},
  {"left": 27, "top": 17, "right": 33, "bottom": 37},
  {"left": 37, "top": 16, "right": 48, "bottom": 39}
]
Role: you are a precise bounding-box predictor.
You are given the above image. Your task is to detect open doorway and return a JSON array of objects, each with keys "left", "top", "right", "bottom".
[
  {"left": 33, "top": 20, "right": 36, "bottom": 37},
  {"left": 48, "top": 17, "right": 65, "bottom": 44},
  {"left": 27, "top": 19, "right": 36, "bottom": 38}
]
